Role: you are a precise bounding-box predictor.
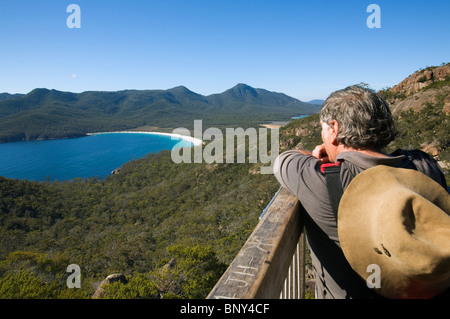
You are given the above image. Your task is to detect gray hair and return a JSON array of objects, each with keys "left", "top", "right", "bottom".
[{"left": 320, "top": 85, "right": 397, "bottom": 150}]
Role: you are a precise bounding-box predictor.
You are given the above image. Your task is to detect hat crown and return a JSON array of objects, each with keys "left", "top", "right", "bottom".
[{"left": 338, "top": 165, "right": 450, "bottom": 299}]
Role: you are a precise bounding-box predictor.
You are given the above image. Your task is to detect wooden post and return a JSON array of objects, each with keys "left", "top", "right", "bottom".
[
  {"left": 207, "top": 187, "right": 303, "bottom": 299},
  {"left": 298, "top": 232, "right": 306, "bottom": 299}
]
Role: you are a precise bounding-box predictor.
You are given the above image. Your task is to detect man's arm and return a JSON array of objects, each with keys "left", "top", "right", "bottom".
[{"left": 273, "top": 148, "right": 324, "bottom": 195}]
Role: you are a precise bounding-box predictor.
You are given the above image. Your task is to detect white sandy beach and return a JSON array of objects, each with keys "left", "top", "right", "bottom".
[{"left": 86, "top": 131, "right": 203, "bottom": 146}]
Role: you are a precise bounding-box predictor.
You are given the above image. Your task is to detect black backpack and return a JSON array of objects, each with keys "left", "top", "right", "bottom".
[{"left": 322, "top": 149, "right": 448, "bottom": 220}]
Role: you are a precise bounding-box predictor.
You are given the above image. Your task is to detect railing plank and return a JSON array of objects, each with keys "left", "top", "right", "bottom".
[{"left": 207, "top": 187, "right": 303, "bottom": 299}]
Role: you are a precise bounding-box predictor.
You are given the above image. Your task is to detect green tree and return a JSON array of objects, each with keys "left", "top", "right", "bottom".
[
  {"left": 163, "top": 244, "right": 226, "bottom": 299},
  {"left": 0, "top": 269, "right": 53, "bottom": 299},
  {"left": 100, "top": 245, "right": 226, "bottom": 299},
  {"left": 101, "top": 273, "right": 159, "bottom": 299}
]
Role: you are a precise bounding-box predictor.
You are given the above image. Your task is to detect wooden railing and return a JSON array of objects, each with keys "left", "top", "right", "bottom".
[{"left": 207, "top": 187, "right": 306, "bottom": 299}]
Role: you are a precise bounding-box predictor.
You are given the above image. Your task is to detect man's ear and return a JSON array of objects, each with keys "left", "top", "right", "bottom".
[{"left": 329, "top": 120, "right": 339, "bottom": 145}]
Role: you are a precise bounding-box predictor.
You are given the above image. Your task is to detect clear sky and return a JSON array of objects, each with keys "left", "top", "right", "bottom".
[{"left": 0, "top": 0, "right": 449, "bottom": 101}]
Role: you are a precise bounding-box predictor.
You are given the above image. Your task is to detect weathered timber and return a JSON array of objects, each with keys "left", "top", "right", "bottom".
[
  {"left": 207, "top": 187, "right": 303, "bottom": 299},
  {"left": 280, "top": 233, "right": 306, "bottom": 299}
]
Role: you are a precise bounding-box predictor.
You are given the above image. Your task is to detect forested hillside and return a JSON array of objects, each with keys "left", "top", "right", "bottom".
[
  {"left": 379, "top": 63, "right": 450, "bottom": 174},
  {"left": 0, "top": 147, "right": 281, "bottom": 298},
  {"left": 0, "top": 84, "right": 319, "bottom": 143}
]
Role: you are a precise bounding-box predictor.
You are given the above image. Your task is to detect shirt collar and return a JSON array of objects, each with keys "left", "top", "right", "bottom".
[{"left": 336, "top": 151, "right": 406, "bottom": 170}]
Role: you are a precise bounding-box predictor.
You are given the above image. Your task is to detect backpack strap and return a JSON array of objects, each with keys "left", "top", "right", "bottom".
[
  {"left": 390, "top": 149, "right": 419, "bottom": 170},
  {"left": 320, "top": 163, "right": 343, "bottom": 221},
  {"left": 391, "top": 148, "right": 448, "bottom": 190}
]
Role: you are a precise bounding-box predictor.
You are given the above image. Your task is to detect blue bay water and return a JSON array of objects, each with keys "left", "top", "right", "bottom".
[
  {"left": 0, "top": 133, "right": 192, "bottom": 181},
  {"left": 291, "top": 115, "right": 308, "bottom": 120}
]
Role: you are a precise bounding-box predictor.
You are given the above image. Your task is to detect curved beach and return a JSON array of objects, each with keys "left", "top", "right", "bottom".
[{"left": 87, "top": 131, "right": 203, "bottom": 146}]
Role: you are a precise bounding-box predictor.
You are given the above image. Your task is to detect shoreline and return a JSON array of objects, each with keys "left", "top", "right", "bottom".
[{"left": 86, "top": 131, "right": 203, "bottom": 146}]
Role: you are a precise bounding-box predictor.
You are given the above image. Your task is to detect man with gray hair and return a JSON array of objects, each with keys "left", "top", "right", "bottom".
[{"left": 273, "top": 85, "right": 447, "bottom": 299}]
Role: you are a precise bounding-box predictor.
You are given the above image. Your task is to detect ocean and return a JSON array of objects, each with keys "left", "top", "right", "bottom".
[{"left": 0, "top": 132, "right": 194, "bottom": 182}]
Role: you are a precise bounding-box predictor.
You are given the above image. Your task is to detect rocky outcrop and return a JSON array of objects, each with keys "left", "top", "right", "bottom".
[
  {"left": 382, "top": 63, "right": 450, "bottom": 115},
  {"left": 390, "top": 64, "right": 450, "bottom": 96},
  {"left": 381, "top": 64, "right": 450, "bottom": 167},
  {"left": 389, "top": 85, "right": 450, "bottom": 115},
  {"left": 444, "top": 95, "right": 450, "bottom": 115},
  {"left": 111, "top": 167, "right": 121, "bottom": 175},
  {"left": 92, "top": 273, "right": 128, "bottom": 299},
  {"left": 421, "top": 142, "right": 439, "bottom": 157}
]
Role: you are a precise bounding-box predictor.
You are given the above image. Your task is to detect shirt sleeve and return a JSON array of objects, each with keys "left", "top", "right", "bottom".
[
  {"left": 273, "top": 150, "right": 340, "bottom": 242},
  {"left": 274, "top": 150, "right": 325, "bottom": 199}
]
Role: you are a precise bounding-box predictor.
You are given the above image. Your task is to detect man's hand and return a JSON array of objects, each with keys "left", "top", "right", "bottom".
[{"left": 312, "top": 144, "right": 330, "bottom": 163}]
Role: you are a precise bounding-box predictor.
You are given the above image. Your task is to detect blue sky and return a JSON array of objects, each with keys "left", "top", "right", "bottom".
[{"left": 0, "top": 0, "right": 449, "bottom": 101}]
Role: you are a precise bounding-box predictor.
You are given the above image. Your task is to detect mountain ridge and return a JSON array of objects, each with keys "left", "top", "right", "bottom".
[{"left": 0, "top": 84, "right": 320, "bottom": 143}]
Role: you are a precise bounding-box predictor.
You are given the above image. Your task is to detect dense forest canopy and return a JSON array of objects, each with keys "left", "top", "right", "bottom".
[{"left": 0, "top": 144, "right": 282, "bottom": 298}]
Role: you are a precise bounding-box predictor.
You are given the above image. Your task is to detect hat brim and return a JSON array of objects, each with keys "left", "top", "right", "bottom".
[{"left": 338, "top": 165, "right": 450, "bottom": 299}]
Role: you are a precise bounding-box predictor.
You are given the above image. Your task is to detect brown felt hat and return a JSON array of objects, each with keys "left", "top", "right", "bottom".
[{"left": 338, "top": 165, "right": 450, "bottom": 299}]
